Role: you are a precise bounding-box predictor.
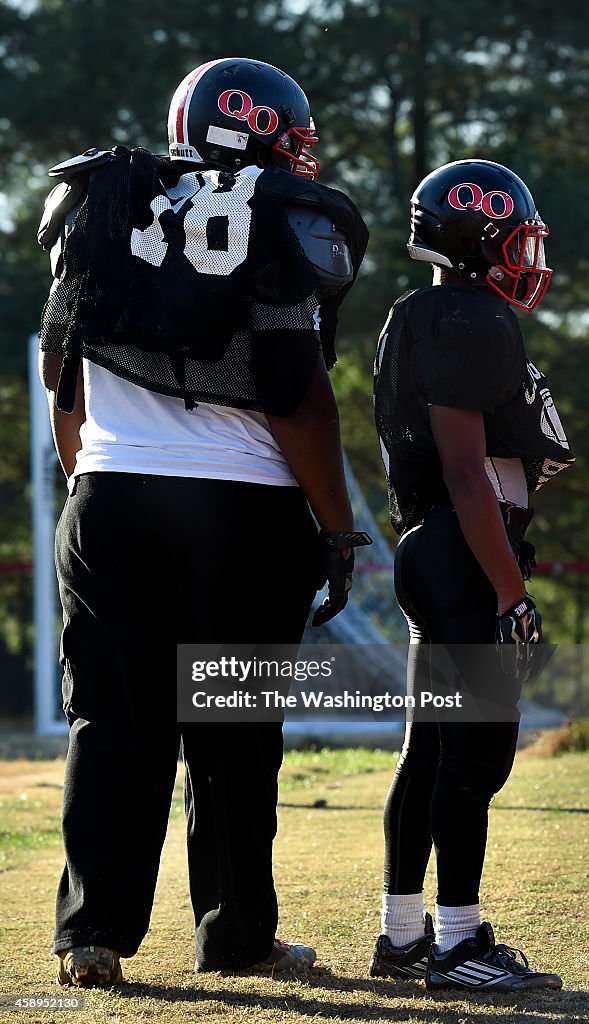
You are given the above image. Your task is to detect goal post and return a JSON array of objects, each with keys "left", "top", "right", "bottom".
[{"left": 29, "top": 334, "right": 66, "bottom": 736}]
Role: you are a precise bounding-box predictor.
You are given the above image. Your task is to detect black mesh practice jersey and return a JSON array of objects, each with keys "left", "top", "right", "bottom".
[
  {"left": 39, "top": 147, "right": 368, "bottom": 415},
  {"left": 374, "top": 286, "right": 574, "bottom": 535}
]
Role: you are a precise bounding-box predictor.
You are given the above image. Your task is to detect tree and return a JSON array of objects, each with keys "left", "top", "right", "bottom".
[{"left": 1, "top": 0, "right": 589, "bottom": 675}]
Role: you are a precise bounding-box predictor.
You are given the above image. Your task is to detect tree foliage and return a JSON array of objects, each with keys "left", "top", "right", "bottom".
[{"left": 1, "top": 0, "right": 589, "bottom": 684}]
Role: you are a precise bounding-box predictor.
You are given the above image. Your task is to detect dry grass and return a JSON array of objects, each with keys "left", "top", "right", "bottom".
[
  {"left": 525, "top": 721, "right": 589, "bottom": 757},
  {"left": 0, "top": 748, "right": 588, "bottom": 1024}
]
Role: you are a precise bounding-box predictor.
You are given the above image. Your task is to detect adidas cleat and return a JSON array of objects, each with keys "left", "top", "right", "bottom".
[
  {"left": 426, "top": 921, "right": 563, "bottom": 992},
  {"left": 369, "top": 912, "right": 434, "bottom": 979},
  {"left": 57, "top": 945, "right": 123, "bottom": 987}
]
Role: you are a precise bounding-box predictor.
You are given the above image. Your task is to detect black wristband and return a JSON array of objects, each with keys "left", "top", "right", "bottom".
[{"left": 499, "top": 595, "right": 536, "bottom": 620}]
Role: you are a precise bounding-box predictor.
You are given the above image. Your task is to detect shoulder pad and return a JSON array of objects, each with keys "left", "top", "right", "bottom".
[
  {"left": 48, "top": 147, "right": 116, "bottom": 179},
  {"left": 38, "top": 177, "right": 86, "bottom": 252},
  {"left": 287, "top": 202, "right": 353, "bottom": 287}
]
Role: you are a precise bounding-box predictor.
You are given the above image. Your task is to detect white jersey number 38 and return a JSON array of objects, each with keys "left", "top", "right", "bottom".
[{"left": 130, "top": 165, "right": 261, "bottom": 276}]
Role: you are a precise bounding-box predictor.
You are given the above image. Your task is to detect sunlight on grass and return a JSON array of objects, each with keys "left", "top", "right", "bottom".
[{"left": 0, "top": 748, "right": 587, "bottom": 1023}]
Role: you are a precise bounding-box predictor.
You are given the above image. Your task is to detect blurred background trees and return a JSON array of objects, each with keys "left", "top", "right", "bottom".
[{"left": 1, "top": 0, "right": 589, "bottom": 712}]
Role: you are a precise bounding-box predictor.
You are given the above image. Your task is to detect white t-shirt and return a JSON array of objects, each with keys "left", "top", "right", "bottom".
[
  {"left": 484, "top": 456, "right": 528, "bottom": 508},
  {"left": 70, "top": 361, "right": 297, "bottom": 491}
]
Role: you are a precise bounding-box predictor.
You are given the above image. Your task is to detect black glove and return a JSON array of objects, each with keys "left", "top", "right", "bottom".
[
  {"left": 501, "top": 505, "right": 537, "bottom": 581},
  {"left": 312, "top": 530, "right": 373, "bottom": 628},
  {"left": 516, "top": 540, "right": 537, "bottom": 581},
  {"left": 496, "top": 595, "right": 543, "bottom": 645},
  {"left": 496, "top": 595, "right": 544, "bottom": 684}
]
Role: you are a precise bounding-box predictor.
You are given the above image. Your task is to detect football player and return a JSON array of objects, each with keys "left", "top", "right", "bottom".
[
  {"left": 38, "top": 57, "right": 369, "bottom": 986},
  {"left": 371, "top": 159, "right": 572, "bottom": 991}
]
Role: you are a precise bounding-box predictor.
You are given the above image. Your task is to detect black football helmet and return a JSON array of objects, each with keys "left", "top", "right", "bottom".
[
  {"left": 408, "top": 159, "right": 552, "bottom": 311},
  {"left": 168, "top": 57, "right": 319, "bottom": 179}
]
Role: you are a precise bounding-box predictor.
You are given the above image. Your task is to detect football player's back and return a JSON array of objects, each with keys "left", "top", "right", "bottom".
[{"left": 37, "top": 57, "right": 369, "bottom": 987}]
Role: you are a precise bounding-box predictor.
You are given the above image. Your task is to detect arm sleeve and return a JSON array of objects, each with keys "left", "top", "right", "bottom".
[{"left": 409, "top": 299, "right": 525, "bottom": 412}]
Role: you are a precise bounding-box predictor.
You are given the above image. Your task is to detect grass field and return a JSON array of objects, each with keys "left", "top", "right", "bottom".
[{"left": 0, "top": 746, "right": 588, "bottom": 1024}]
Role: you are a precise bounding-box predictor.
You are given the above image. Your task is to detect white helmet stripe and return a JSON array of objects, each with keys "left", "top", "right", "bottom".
[{"left": 168, "top": 59, "right": 226, "bottom": 146}]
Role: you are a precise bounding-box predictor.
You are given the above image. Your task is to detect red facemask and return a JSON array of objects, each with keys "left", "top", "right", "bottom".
[
  {"left": 487, "top": 221, "right": 552, "bottom": 311},
  {"left": 272, "top": 124, "right": 320, "bottom": 180}
]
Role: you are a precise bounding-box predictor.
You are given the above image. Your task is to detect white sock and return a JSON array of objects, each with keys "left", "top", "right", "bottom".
[
  {"left": 434, "top": 903, "right": 481, "bottom": 953},
  {"left": 381, "top": 892, "right": 425, "bottom": 946}
]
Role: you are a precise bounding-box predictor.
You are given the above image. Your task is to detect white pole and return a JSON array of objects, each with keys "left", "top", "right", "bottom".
[{"left": 29, "top": 335, "right": 66, "bottom": 736}]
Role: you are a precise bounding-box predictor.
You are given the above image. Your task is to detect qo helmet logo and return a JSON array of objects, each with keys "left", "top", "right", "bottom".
[
  {"left": 218, "top": 89, "right": 279, "bottom": 136},
  {"left": 448, "top": 182, "right": 515, "bottom": 219}
]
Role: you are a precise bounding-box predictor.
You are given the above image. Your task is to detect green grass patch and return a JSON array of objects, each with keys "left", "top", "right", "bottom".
[
  {"left": 0, "top": 827, "right": 61, "bottom": 858},
  {"left": 0, "top": 749, "right": 587, "bottom": 1024},
  {"left": 0, "top": 789, "right": 63, "bottom": 869},
  {"left": 279, "top": 746, "right": 399, "bottom": 790}
]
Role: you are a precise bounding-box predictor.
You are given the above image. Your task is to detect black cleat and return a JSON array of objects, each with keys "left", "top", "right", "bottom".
[
  {"left": 370, "top": 912, "right": 434, "bottom": 979},
  {"left": 426, "top": 921, "right": 563, "bottom": 992}
]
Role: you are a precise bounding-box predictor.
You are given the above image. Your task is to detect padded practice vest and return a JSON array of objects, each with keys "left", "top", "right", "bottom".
[
  {"left": 39, "top": 148, "right": 368, "bottom": 415},
  {"left": 375, "top": 287, "right": 574, "bottom": 534}
]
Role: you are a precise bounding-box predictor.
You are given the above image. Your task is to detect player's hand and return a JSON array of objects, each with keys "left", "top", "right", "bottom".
[
  {"left": 516, "top": 540, "right": 537, "bottom": 581},
  {"left": 496, "top": 595, "right": 542, "bottom": 645},
  {"left": 312, "top": 530, "right": 372, "bottom": 628},
  {"left": 496, "top": 595, "right": 544, "bottom": 684}
]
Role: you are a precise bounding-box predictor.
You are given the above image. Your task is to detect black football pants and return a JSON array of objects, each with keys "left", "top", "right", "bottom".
[
  {"left": 53, "top": 473, "right": 318, "bottom": 968},
  {"left": 384, "top": 503, "right": 520, "bottom": 906}
]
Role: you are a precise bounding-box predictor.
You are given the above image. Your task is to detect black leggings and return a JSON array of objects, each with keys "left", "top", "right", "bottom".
[
  {"left": 384, "top": 504, "right": 519, "bottom": 906},
  {"left": 53, "top": 473, "right": 318, "bottom": 967}
]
